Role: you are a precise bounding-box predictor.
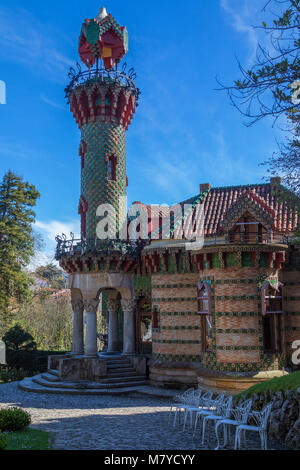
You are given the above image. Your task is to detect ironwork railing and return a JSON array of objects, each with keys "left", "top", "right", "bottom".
[
  {"left": 55, "top": 233, "right": 147, "bottom": 260},
  {"left": 204, "top": 231, "right": 290, "bottom": 246},
  {"left": 55, "top": 231, "right": 291, "bottom": 260},
  {"left": 65, "top": 61, "right": 141, "bottom": 103}
]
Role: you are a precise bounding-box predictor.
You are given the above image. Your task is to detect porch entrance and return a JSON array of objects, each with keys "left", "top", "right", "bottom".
[{"left": 136, "top": 298, "right": 152, "bottom": 355}]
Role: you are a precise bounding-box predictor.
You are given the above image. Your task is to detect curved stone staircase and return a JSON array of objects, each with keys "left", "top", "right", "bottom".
[{"left": 19, "top": 356, "right": 149, "bottom": 395}]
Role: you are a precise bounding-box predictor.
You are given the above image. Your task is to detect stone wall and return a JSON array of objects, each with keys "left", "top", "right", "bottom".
[{"left": 249, "top": 389, "right": 300, "bottom": 449}]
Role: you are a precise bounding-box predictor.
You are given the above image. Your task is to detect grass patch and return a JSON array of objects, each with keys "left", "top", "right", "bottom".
[
  {"left": 237, "top": 371, "right": 300, "bottom": 398},
  {"left": 5, "top": 428, "right": 53, "bottom": 450}
]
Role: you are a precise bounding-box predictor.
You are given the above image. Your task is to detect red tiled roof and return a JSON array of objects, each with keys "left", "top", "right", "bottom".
[{"left": 143, "top": 184, "right": 299, "bottom": 238}]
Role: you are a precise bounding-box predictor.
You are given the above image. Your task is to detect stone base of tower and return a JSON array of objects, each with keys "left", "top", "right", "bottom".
[
  {"left": 47, "top": 353, "right": 148, "bottom": 383},
  {"left": 18, "top": 353, "right": 149, "bottom": 395},
  {"left": 149, "top": 361, "right": 289, "bottom": 394}
]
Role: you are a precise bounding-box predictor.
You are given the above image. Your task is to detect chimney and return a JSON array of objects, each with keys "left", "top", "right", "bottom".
[
  {"left": 200, "top": 183, "right": 212, "bottom": 193},
  {"left": 270, "top": 177, "right": 282, "bottom": 186}
]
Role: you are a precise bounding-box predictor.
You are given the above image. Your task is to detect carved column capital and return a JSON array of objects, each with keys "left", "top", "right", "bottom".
[
  {"left": 83, "top": 298, "right": 100, "bottom": 313},
  {"left": 121, "top": 298, "right": 136, "bottom": 314},
  {"left": 107, "top": 298, "right": 120, "bottom": 314},
  {"left": 71, "top": 299, "right": 84, "bottom": 313}
]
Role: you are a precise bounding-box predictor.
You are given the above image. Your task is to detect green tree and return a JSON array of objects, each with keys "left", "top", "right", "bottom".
[
  {"left": 219, "top": 0, "right": 300, "bottom": 125},
  {"left": 219, "top": 0, "right": 300, "bottom": 231},
  {"left": 34, "top": 263, "right": 66, "bottom": 291},
  {"left": 0, "top": 171, "right": 40, "bottom": 328},
  {"left": 262, "top": 113, "right": 300, "bottom": 196}
]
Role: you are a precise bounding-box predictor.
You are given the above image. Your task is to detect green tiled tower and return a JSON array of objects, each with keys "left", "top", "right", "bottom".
[{"left": 68, "top": 9, "right": 139, "bottom": 240}]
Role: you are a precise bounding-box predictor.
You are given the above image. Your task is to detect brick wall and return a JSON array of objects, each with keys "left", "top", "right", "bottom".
[
  {"left": 150, "top": 266, "right": 287, "bottom": 373},
  {"left": 281, "top": 270, "right": 300, "bottom": 365}
]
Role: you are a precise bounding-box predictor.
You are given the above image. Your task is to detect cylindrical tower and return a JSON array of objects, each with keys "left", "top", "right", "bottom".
[{"left": 66, "top": 7, "right": 139, "bottom": 240}]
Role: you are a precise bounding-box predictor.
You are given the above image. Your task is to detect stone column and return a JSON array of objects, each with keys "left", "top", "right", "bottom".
[
  {"left": 83, "top": 298, "right": 99, "bottom": 357},
  {"left": 121, "top": 299, "right": 136, "bottom": 356},
  {"left": 71, "top": 299, "right": 84, "bottom": 355},
  {"left": 107, "top": 298, "right": 120, "bottom": 353}
]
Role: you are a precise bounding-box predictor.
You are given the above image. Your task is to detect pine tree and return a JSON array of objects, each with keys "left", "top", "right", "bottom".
[
  {"left": 0, "top": 171, "right": 40, "bottom": 329},
  {"left": 219, "top": 0, "right": 300, "bottom": 125}
]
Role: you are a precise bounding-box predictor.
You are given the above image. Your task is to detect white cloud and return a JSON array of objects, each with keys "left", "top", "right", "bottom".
[
  {"left": 0, "top": 6, "right": 75, "bottom": 83},
  {"left": 35, "top": 219, "right": 80, "bottom": 244},
  {"left": 220, "top": 0, "right": 260, "bottom": 64},
  {"left": 41, "top": 94, "right": 67, "bottom": 111},
  {"left": 28, "top": 219, "right": 80, "bottom": 270}
]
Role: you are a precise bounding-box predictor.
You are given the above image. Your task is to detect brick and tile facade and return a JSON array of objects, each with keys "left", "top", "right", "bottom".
[{"left": 57, "top": 8, "right": 300, "bottom": 391}]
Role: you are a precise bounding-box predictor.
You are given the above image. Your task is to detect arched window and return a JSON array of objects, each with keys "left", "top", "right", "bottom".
[
  {"left": 152, "top": 306, "right": 159, "bottom": 330},
  {"left": 105, "top": 94, "right": 111, "bottom": 117},
  {"left": 106, "top": 155, "right": 117, "bottom": 181},
  {"left": 107, "top": 159, "right": 113, "bottom": 179},
  {"left": 79, "top": 140, "right": 87, "bottom": 170},
  {"left": 261, "top": 281, "right": 283, "bottom": 353},
  {"left": 197, "top": 281, "right": 213, "bottom": 353},
  {"left": 78, "top": 195, "right": 88, "bottom": 239},
  {"left": 95, "top": 96, "right": 102, "bottom": 116}
]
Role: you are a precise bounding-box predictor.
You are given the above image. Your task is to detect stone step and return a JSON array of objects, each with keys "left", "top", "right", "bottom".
[
  {"left": 48, "top": 369, "right": 60, "bottom": 377},
  {"left": 98, "top": 375, "right": 146, "bottom": 384},
  {"left": 33, "top": 374, "right": 148, "bottom": 390},
  {"left": 104, "top": 357, "right": 131, "bottom": 362},
  {"left": 107, "top": 362, "right": 132, "bottom": 368},
  {"left": 19, "top": 377, "right": 147, "bottom": 396},
  {"left": 107, "top": 371, "right": 137, "bottom": 378},
  {"left": 105, "top": 358, "right": 130, "bottom": 364},
  {"left": 107, "top": 367, "right": 135, "bottom": 374},
  {"left": 42, "top": 372, "right": 62, "bottom": 382}
]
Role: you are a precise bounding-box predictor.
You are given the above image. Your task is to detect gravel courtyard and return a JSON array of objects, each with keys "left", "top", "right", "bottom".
[{"left": 0, "top": 381, "right": 290, "bottom": 450}]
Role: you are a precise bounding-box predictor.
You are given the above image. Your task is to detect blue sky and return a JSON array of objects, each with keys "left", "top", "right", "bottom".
[{"left": 0, "top": 0, "right": 283, "bottom": 265}]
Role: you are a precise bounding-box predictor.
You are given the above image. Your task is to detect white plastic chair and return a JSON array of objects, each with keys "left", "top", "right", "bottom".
[
  {"left": 169, "top": 388, "right": 196, "bottom": 427},
  {"left": 234, "top": 402, "right": 273, "bottom": 450},
  {"left": 192, "top": 392, "right": 222, "bottom": 437},
  {"left": 214, "top": 398, "right": 252, "bottom": 450},
  {"left": 201, "top": 394, "right": 233, "bottom": 446},
  {"left": 182, "top": 388, "right": 203, "bottom": 431}
]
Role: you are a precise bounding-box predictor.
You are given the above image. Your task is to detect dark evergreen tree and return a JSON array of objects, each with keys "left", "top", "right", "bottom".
[{"left": 0, "top": 170, "right": 40, "bottom": 329}]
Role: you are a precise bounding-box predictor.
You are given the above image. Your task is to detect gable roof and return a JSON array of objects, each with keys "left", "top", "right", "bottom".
[
  {"left": 143, "top": 183, "right": 299, "bottom": 239},
  {"left": 220, "top": 190, "right": 276, "bottom": 233}
]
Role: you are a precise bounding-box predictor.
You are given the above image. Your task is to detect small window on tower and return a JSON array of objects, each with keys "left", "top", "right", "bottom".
[
  {"left": 95, "top": 96, "right": 102, "bottom": 116},
  {"left": 106, "top": 156, "right": 117, "bottom": 181},
  {"left": 107, "top": 159, "right": 113, "bottom": 179},
  {"left": 105, "top": 95, "right": 111, "bottom": 117}
]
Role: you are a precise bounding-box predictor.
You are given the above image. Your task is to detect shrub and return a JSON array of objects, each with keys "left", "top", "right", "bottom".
[
  {"left": 0, "top": 368, "right": 29, "bottom": 383},
  {"left": 0, "top": 407, "right": 31, "bottom": 432},
  {"left": 5, "top": 349, "right": 37, "bottom": 373},
  {"left": 2, "top": 325, "right": 37, "bottom": 373},
  {"left": 0, "top": 432, "right": 7, "bottom": 450},
  {"left": 2, "top": 325, "right": 37, "bottom": 351}
]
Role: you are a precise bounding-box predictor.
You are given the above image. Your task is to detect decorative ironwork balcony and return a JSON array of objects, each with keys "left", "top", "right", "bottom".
[
  {"left": 204, "top": 231, "right": 291, "bottom": 246},
  {"left": 55, "top": 233, "right": 147, "bottom": 260},
  {"left": 65, "top": 61, "right": 141, "bottom": 103}
]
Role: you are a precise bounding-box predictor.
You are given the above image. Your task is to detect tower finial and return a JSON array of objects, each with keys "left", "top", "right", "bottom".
[
  {"left": 79, "top": 8, "right": 128, "bottom": 70},
  {"left": 95, "top": 7, "right": 108, "bottom": 22}
]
